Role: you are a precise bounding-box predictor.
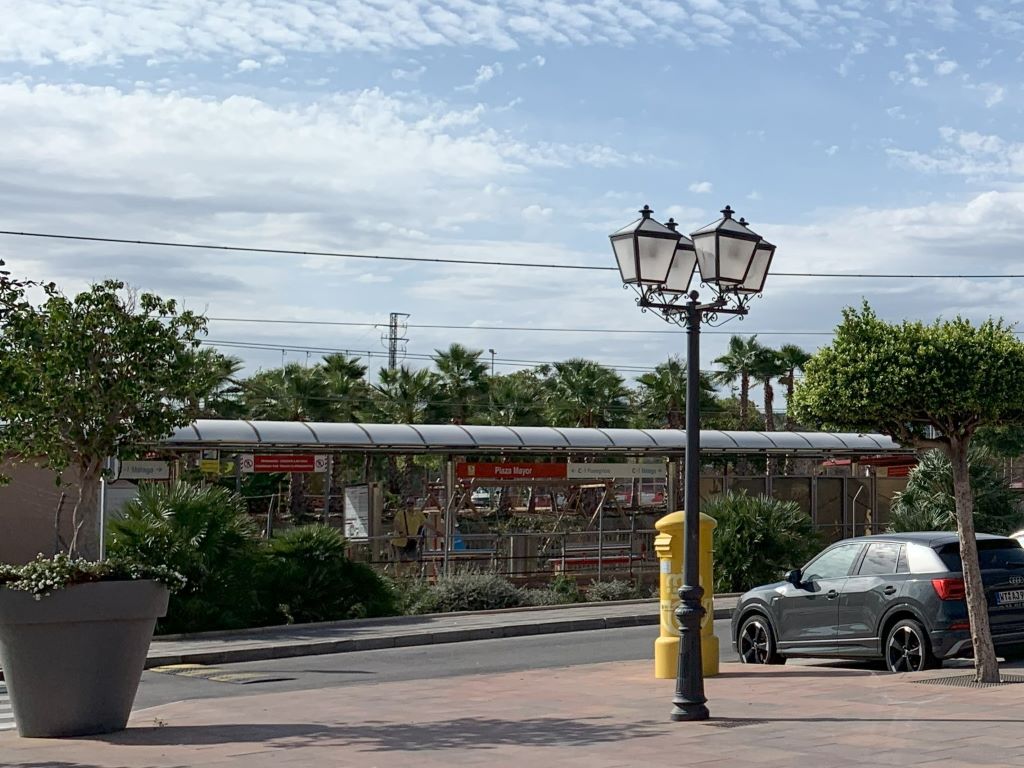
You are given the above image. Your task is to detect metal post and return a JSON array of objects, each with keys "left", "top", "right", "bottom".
[
  {"left": 324, "top": 455, "right": 334, "bottom": 525},
  {"left": 671, "top": 299, "right": 709, "bottom": 721},
  {"left": 597, "top": 497, "right": 605, "bottom": 583},
  {"left": 98, "top": 460, "right": 110, "bottom": 562},
  {"left": 443, "top": 457, "right": 455, "bottom": 577}
]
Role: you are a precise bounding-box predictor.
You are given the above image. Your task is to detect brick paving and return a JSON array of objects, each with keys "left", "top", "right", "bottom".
[{"left": 4, "top": 659, "right": 1024, "bottom": 767}]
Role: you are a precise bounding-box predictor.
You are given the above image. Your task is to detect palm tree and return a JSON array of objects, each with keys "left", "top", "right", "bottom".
[
  {"left": 543, "top": 358, "right": 629, "bottom": 428},
  {"left": 776, "top": 343, "right": 812, "bottom": 429},
  {"left": 751, "top": 346, "right": 787, "bottom": 432},
  {"left": 181, "top": 349, "right": 245, "bottom": 418},
  {"left": 484, "top": 370, "right": 545, "bottom": 426},
  {"left": 711, "top": 336, "right": 763, "bottom": 430},
  {"left": 432, "top": 343, "right": 488, "bottom": 424},
  {"left": 634, "top": 356, "right": 718, "bottom": 429},
  {"left": 322, "top": 353, "right": 369, "bottom": 422},
  {"left": 239, "top": 363, "right": 336, "bottom": 520},
  {"left": 372, "top": 365, "right": 439, "bottom": 424}
]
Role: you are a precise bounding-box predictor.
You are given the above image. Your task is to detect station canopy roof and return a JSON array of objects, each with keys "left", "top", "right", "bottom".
[{"left": 159, "top": 420, "right": 911, "bottom": 457}]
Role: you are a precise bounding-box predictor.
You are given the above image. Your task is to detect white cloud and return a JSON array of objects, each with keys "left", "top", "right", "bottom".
[
  {"left": 392, "top": 64, "right": 426, "bottom": 82},
  {"left": 688, "top": 181, "right": 713, "bottom": 194},
  {"left": 825, "top": 145, "right": 838, "bottom": 156},
  {"left": 935, "top": 59, "right": 958, "bottom": 75},
  {"left": 522, "top": 204, "right": 553, "bottom": 221},
  {"left": 0, "top": 0, "right": 979, "bottom": 67},
  {"left": 886, "top": 105, "right": 906, "bottom": 119},
  {"left": 457, "top": 62, "right": 503, "bottom": 91},
  {"left": 887, "top": 127, "right": 1024, "bottom": 177},
  {"left": 518, "top": 55, "right": 545, "bottom": 70},
  {"left": 237, "top": 59, "right": 261, "bottom": 72}
]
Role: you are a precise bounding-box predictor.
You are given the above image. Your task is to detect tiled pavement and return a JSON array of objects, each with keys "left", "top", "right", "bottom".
[{"left": 4, "top": 660, "right": 1024, "bottom": 767}]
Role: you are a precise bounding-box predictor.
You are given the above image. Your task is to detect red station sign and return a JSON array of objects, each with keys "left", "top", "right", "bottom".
[
  {"left": 456, "top": 462, "right": 568, "bottom": 481},
  {"left": 239, "top": 454, "right": 328, "bottom": 473}
]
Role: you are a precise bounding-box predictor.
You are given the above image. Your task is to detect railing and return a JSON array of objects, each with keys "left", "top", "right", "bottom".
[{"left": 343, "top": 528, "right": 659, "bottom": 583}]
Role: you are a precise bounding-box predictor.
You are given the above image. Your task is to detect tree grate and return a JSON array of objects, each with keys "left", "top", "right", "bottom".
[
  {"left": 913, "top": 674, "right": 1024, "bottom": 688},
  {"left": 700, "top": 718, "right": 770, "bottom": 728}
]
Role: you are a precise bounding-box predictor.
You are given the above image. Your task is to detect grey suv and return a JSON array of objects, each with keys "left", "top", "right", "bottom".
[{"left": 731, "top": 533, "right": 1024, "bottom": 672}]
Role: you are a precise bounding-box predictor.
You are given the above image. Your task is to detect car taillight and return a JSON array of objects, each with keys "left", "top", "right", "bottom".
[
  {"left": 932, "top": 577, "right": 966, "bottom": 601},
  {"left": 950, "top": 620, "right": 970, "bottom": 630}
]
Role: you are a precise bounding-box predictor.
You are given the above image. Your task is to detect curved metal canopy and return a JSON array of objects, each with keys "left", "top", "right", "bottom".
[{"left": 159, "top": 420, "right": 910, "bottom": 456}]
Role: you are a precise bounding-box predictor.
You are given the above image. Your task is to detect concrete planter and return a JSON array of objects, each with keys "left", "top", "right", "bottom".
[{"left": 0, "top": 579, "right": 168, "bottom": 738}]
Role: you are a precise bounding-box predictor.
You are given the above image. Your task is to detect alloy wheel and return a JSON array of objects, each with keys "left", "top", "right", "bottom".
[
  {"left": 739, "top": 619, "right": 771, "bottom": 664},
  {"left": 887, "top": 625, "right": 925, "bottom": 672}
]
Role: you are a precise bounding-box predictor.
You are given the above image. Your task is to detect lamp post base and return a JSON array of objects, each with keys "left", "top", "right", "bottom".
[{"left": 669, "top": 702, "right": 710, "bottom": 722}]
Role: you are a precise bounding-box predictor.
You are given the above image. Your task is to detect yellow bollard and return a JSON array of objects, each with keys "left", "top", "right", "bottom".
[{"left": 653, "top": 510, "right": 719, "bottom": 679}]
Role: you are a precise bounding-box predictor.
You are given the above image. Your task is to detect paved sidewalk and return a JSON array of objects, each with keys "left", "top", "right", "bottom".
[
  {"left": 6, "top": 659, "right": 1024, "bottom": 766},
  {"left": 147, "top": 596, "right": 739, "bottom": 668}
]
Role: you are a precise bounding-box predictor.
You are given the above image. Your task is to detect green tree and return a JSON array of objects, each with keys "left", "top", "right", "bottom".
[
  {"left": 542, "top": 358, "right": 629, "bottom": 428},
  {"left": 0, "top": 266, "right": 208, "bottom": 557},
  {"left": 372, "top": 365, "right": 439, "bottom": 424},
  {"left": 432, "top": 343, "right": 488, "bottom": 424},
  {"left": 776, "top": 343, "right": 812, "bottom": 428},
  {"left": 750, "top": 346, "right": 787, "bottom": 432},
  {"left": 483, "top": 370, "right": 545, "bottom": 426},
  {"left": 186, "top": 350, "right": 245, "bottom": 419},
  {"left": 634, "top": 356, "right": 718, "bottom": 429},
  {"left": 712, "top": 335, "right": 763, "bottom": 430},
  {"left": 322, "top": 353, "right": 369, "bottom": 422},
  {"left": 888, "top": 448, "right": 1023, "bottom": 535},
  {"left": 791, "top": 302, "right": 1024, "bottom": 683}
]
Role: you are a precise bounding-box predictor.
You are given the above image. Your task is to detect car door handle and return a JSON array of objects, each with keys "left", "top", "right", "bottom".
[
  {"left": 826, "top": 590, "right": 838, "bottom": 599},
  {"left": 883, "top": 586, "right": 897, "bottom": 596}
]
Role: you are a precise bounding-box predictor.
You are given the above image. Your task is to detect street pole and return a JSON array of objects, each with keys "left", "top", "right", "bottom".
[{"left": 670, "top": 297, "right": 709, "bottom": 721}]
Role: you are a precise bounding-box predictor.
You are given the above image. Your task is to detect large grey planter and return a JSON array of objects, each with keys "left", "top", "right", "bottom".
[{"left": 0, "top": 579, "right": 168, "bottom": 738}]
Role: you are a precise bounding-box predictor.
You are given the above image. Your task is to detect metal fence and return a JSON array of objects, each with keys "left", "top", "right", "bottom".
[{"left": 344, "top": 528, "right": 660, "bottom": 584}]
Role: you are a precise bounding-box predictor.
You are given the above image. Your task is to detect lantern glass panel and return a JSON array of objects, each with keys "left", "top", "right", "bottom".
[
  {"left": 612, "top": 236, "right": 638, "bottom": 282},
  {"left": 663, "top": 241, "right": 697, "bottom": 294}
]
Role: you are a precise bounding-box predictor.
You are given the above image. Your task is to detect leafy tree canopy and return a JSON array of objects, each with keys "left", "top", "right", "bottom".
[
  {"left": 0, "top": 264, "right": 211, "bottom": 554},
  {"left": 790, "top": 302, "right": 1024, "bottom": 444}
]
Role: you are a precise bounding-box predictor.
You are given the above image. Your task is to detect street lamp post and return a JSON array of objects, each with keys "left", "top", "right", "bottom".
[{"left": 610, "top": 204, "right": 775, "bottom": 722}]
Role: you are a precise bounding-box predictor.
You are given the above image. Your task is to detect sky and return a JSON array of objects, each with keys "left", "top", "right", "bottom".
[{"left": 2, "top": 0, "right": 1024, "bottom": 392}]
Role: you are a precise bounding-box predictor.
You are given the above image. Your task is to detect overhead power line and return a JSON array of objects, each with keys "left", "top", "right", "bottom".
[
  {"left": 3, "top": 229, "right": 1022, "bottom": 279},
  {"left": 199, "top": 338, "right": 731, "bottom": 375},
  {"left": 205, "top": 316, "right": 837, "bottom": 336}
]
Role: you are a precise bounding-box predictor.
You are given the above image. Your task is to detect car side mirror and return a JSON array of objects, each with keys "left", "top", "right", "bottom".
[{"left": 785, "top": 569, "right": 803, "bottom": 588}]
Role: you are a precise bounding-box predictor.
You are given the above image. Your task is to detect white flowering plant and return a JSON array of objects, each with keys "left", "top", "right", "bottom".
[{"left": 0, "top": 553, "right": 186, "bottom": 599}]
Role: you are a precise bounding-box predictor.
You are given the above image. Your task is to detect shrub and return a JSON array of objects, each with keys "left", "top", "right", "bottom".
[
  {"left": 106, "top": 482, "right": 265, "bottom": 633},
  {"left": 381, "top": 575, "right": 437, "bottom": 615},
  {"left": 260, "top": 526, "right": 396, "bottom": 624},
  {"left": 583, "top": 579, "right": 649, "bottom": 602},
  {"left": 548, "top": 573, "right": 583, "bottom": 603},
  {"left": 425, "top": 572, "right": 525, "bottom": 613},
  {"left": 889, "top": 448, "right": 1024, "bottom": 534},
  {"left": 706, "top": 491, "right": 820, "bottom": 593}
]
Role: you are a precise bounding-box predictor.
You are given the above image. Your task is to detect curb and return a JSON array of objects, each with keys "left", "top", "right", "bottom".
[{"left": 145, "top": 604, "right": 737, "bottom": 669}]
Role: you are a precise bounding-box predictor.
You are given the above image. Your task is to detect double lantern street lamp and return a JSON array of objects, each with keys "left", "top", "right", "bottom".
[{"left": 609, "top": 204, "right": 776, "bottom": 722}]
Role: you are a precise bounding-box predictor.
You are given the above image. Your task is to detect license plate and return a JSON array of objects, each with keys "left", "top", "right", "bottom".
[{"left": 996, "top": 589, "right": 1024, "bottom": 606}]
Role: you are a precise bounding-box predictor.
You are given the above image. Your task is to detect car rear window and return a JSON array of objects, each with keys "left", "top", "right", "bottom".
[{"left": 934, "top": 540, "right": 1024, "bottom": 571}]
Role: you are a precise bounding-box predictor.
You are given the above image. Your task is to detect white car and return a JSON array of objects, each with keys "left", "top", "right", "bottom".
[
  {"left": 1012, "top": 530, "right": 1024, "bottom": 546},
  {"left": 470, "top": 489, "right": 491, "bottom": 507}
]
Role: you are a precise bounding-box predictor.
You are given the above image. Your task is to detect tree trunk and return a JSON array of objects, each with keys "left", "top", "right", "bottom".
[
  {"left": 763, "top": 380, "right": 777, "bottom": 475},
  {"left": 948, "top": 437, "right": 1000, "bottom": 683},
  {"left": 739, "top": 374, "right": 749, "bottom": 429},
  {"left": 70, "top": 459, "right": 103, "bottom": 559}
]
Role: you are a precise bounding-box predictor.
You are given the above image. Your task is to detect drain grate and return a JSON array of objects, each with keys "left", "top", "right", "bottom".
[
  {"left": 701, "top": 718, "right": 770, "bottom": 728},
  {"left": 149, "top": 664, "right": 294, "bottom": 685},
  {"left": 913, "top": 674, "right": 1024, "bottom": 688}
]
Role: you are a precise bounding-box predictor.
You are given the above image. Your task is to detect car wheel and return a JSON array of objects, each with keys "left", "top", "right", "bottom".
[
  {"left": 884, "top": 619, "right": 938, "bottom": 672},
  {"left": 737, "top": 614, "right": 786, "bottom": 665}
]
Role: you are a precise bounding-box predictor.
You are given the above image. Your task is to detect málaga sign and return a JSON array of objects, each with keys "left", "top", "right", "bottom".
[{"left": 238, "top": 454, "right": 330, "bottom": 473}]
